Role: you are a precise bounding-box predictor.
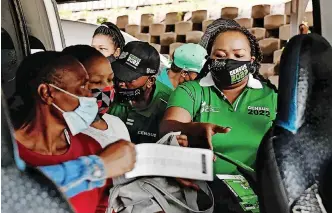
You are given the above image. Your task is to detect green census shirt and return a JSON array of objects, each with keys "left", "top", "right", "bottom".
[
  {"left": 109, "top": 81, "right": 172, "bottom": 144},
  {"left": 167, "top": 73, "right": 277, "bottom": 174}
]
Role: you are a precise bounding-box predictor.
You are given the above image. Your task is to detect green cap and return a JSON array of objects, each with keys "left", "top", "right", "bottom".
[{"left": 173, "top": 43, "right": 207, "bottom": 73}]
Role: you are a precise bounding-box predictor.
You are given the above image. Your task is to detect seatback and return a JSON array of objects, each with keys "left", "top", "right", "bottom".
[
  {"left": 1, "top": 94, "right": 73, "bottom": 213},
  {"left": 256, "top": 34, "right": 332, "bottom": 213}
]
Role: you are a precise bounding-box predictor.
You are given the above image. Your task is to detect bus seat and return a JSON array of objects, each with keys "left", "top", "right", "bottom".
[
  {"left": 256, "top": 34, "right": 332, "bottom": 213},
  {"left": 1, "top": 94, "right": 73, "bottom": 213}
]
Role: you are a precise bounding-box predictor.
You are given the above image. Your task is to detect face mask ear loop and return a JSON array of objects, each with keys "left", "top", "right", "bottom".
[
  {"left": 52, "top": 103, "right": 65, "bottom": 113},
  {"left": 49, "top": 84, "right": 80, "bottom": 99}
]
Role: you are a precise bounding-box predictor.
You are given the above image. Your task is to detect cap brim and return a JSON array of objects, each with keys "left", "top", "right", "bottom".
[{"left": 111, "top": 60, "right": 143, "bottom": 82}]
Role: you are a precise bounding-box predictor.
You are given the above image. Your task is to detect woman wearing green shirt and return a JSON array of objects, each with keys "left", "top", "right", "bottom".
[{"left": 160, "top": 19, "right": 278, "bottom": 175}]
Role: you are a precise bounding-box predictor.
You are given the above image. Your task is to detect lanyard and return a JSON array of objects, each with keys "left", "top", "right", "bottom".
[{"left": 214, "top": 151, "right": 254, "bottom": 173}]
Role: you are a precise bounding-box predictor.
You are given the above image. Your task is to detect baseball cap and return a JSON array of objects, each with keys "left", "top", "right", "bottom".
[
  {"left": 111, "top": 41, "right": 160, "bottom": 82},
  {"left": 173, "top": 43, "right": 207, "bottom": 73}
]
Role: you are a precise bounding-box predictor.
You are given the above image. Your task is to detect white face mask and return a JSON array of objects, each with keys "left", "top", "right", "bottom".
[{"left": 50, "top": 84, "right": 98, "bottom": 136}]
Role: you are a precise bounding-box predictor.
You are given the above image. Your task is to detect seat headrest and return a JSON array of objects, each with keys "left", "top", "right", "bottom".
[
  {"left": 276, "top": 33, "right": 332, "bottom": 133},
  {"left": 1, "top": 94, "right": 74, "bottom": 213},
  {"left": 1, "top": 92, "right": 25, "bottom": 170},
  {"left": 256, "top": 34, "right": 332, "bottom": 213}
]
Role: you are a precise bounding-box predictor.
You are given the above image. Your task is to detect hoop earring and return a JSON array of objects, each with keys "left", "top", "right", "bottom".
[{"left": 249, "top": 62, "right": 258, "bottom": 74}]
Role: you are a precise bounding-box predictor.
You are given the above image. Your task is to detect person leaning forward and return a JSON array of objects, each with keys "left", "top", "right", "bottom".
[
  {"left": 160, "top": 19, "right": 278, "bottom": 175},
  {"left": 108, "top": 41, "right": 173, "bottom": 144}
]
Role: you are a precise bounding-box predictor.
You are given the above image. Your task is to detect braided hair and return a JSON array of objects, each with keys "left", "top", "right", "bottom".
[
  {"left": 93, "top": 22, "right": 125, "bottom": 51},
  {"left": 199, "top": 18, "right": 277, "bottom": 92}
]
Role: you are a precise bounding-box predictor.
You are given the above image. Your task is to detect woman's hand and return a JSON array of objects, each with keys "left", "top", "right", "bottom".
[
  {"left": 189, "top": 122, "right": 231, "bottom": 150},
  {"left": 161, "top": 108, "right": 231, "bottom": 150},
  {"left": 99, "top": 140, "right": 136, "bottom": 178},
  {"left": 175, "top": 134, "right": 200, "bottom": 191},
  {"left": 175, "top": 178, "right": 200, "bottom": 191},
  {"left": 176, "top": 134, "right": 188, "bottom": 147}
]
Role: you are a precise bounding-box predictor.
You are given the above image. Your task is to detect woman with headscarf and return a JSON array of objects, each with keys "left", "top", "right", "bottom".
[{"left": 160, "top": 18, "right": 278, "bottom": 175}]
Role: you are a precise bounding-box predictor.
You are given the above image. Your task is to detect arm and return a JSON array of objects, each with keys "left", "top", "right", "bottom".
[
  {"left": 160, "top": 83, "right": 231, "bottom": 149},
  {"left": 40, "top": 140, "right": 136, "bottom": 198},
  {"left": 160, "top": 83, "right": 198, "bottom": 137},
  {"left": 39, "top": 155, "right": 106, "bottom": 198},
  {"left": 160, "top": 107, "right": 193, "bottom": 137}
]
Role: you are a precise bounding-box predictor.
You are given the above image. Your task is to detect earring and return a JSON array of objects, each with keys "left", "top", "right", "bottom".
[{"left": 249, "top": 62, "right": 257, "bottom": 74}]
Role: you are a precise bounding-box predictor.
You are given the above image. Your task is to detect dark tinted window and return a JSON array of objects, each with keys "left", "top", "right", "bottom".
[{"left": 1, "top": 28, "right": 18, "bottom": 100}]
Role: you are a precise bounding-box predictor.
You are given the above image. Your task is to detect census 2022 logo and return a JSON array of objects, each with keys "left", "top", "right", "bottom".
[{"left": 247, "top": 106, "right": 270, "bottom": 117}]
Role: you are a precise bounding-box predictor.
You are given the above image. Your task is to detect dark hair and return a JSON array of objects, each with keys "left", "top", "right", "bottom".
[
  {"left": 299, "top": 23, "right": 306, "bottom": 29},
  {"left": 93, "top": 22, "right": 125, "bottom": 51},
  {"left": 11, "top": 52, "right": 79, "bottom": 129},
  {"left": 170, "top": 62, "right": 183, "bottom": 73},
  {"left": 205, "top": 23, "right": 277, "bottom": 92},
  {"left": 299, "top": 24, "right": 308, "bottom": 34},
  {"left": 169, "top": 51, "right": 185, "bottom": 73},
  {"left": 63, "top": 45, "right": 104, "bottom": 65}
]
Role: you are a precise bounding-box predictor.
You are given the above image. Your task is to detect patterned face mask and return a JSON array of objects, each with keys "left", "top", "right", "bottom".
[{"left": 91, "top": 85, "right": 115, "bottom": 116}]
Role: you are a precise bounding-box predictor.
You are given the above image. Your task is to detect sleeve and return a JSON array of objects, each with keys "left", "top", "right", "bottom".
[
  {"left": 166, "top": 82, "right": 198, "bottom": 118},
  {"left": 270, "top": 90, "right": 278, "bottom": 122},
  {"left": 273, "top": 90, "right": 278, "bottom": 111},
  {"left": 39, "top": 155, "right": 107, "bottom": 198}
]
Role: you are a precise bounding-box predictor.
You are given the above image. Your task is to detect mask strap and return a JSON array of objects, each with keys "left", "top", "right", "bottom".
[
  {"left": 52, "top": 103, "right": 65, "bottom": 113},
  {"left": 49, "top": 84, "right": 80, "bottom": 99}
]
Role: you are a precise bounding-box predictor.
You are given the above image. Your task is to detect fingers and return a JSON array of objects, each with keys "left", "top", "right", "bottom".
[
  {"left": 213, "top": 125, "right": 232, "bottom": 134},
  {"left": 207, "top": 133, "right": 213, "bottom": 150},
  {"left": 176, "top": 178, "right": 200, "bottom": 191},
  {"left": 176, "top": 135, "right": 188, "bottom": 147}
]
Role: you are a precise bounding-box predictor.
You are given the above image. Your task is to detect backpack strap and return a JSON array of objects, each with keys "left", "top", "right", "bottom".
[{"left": 143, "top": 178, "right": 214, "bottom": 213}]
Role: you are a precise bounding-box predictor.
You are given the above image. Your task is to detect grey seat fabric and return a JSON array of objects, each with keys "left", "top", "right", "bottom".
[
  {"left": 255, "top": 34, "right": 332, "bottom": 213},
  {"left": 1, "top": 94, "right": 74, "bottom": 213}
]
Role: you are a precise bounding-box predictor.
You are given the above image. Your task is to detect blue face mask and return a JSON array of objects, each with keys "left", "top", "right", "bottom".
[{"left": 50, "top": 84, "right": 98, "bottom": 136}]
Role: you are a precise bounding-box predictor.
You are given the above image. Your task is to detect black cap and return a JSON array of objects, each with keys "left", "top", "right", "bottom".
[{"left": 112, "top": 41, "right": 160, "bottom": 82}]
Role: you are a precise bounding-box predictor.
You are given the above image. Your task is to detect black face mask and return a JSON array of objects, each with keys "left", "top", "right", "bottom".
[
  {"left": 204, "top": 58, "right": 252, "bottom": 87},
  {"left": 115, "top": 78, "right": 149, "bottom": 103},
  {"left": 117, "top": 87, "right": 144, "bottom": 102}
]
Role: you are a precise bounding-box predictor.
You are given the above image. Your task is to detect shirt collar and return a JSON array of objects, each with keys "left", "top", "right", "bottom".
[{"left": 199, "top": 72, "right": 263, "bottom": 89}]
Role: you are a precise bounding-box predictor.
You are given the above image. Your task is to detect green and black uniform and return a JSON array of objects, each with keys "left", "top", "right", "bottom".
[
  {"left": 167, "top": 73, "right": 277, "bottom": 174},
  {"left": 109, "top": 81, "right": 172, "bottom": 144}
]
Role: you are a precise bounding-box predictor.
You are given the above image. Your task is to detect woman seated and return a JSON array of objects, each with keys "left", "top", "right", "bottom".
[{"left": 12, "top": 51, "right": 136, "bottom": 213}]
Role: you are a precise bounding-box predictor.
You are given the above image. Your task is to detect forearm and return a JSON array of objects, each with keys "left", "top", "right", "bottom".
[
  {"left": 160, "top": 120, "right": 195, "bottom": 137},
  {"left": 160, "top": 120, "right": 210, "bottom": 148},
  {"left": 39, "top": 155, "right": 107, "bottom": 198}
]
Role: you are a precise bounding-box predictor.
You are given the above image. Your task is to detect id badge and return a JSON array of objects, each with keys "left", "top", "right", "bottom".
[{"left": 217, "top": 174, "right": 260, "bottom": 212}]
